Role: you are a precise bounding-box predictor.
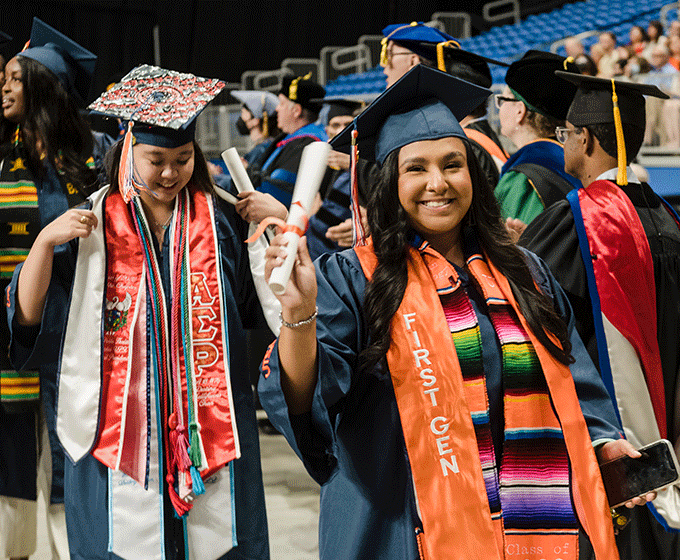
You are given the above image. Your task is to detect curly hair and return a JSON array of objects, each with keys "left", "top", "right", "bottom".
[
  {"left": 360, "top": 139, "right": 574, "bottom": 372},
  {"left": 0, "top": 56, "right": 98, "bottom": 197}
]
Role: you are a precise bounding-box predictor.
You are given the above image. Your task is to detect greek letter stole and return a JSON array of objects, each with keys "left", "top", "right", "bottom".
[{"left": 355, "top": 240, "right": 618, "bottom": 560}]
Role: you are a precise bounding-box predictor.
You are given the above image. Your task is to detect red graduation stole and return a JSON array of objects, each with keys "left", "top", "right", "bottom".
[
  {"left": 92, "top": 188, "right": 238, "bottom": 512},
  {"left": 355, "top": 240, "right": 618, "bottom": 560}
]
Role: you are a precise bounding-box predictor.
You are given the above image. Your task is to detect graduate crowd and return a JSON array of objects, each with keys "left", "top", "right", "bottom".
[{"left": 0, "top": 13, "right": 679, "bottom": 560}]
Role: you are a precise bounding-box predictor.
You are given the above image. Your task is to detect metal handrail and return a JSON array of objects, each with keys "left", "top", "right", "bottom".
[
  {"left": 483, "top": 0, "right": 521, "bottom": 26},
  {"left": 550, "top": 30, "right": 599, "bottom": 54}
]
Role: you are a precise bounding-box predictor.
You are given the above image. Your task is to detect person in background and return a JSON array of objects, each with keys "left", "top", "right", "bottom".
[
  {"left": 640, "top": 44, "right": 677, "bottom": 146},
  {"left": 494, "top": 51, "right": 582, "bottom": 237},
  {"left": 597, "top": 32, "right": 619, "bottom": 78},
  {"left": 210, "top": 89, "right": 280, "bottom": 189},
  {"left": 627, "top": 25, "right": 649, "bottom": 56},
  {"left": 564, "top": 36, "right": 586, "bottom": 58},
  {"left": 402, "top": 40, "right": 509, "bottom": 189},
  {"left": 8, "top": 65, "right": 270, "bottom": 560},
  {"left": 306, "top": 97, "right": 370, "bottom": 260},
  {"left": 258, "top": 63, "right": 644, "bottom": 560},
  {"left": 235, "top": 73, "right": 327, "bottom": 225},
  {"left": 379, "top": 21, "right": 453, "bottom": 88},
  {"left": 520, "top": 72, "right": 679, "bottom": 560},
  {"left": 0, "top": 19, "right": 99, "bottom": 560},
  {"left": 642, "top": 20, "right": 668, "bottom": 62}
]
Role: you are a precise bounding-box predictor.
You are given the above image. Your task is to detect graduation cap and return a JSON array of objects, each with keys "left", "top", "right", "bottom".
[
  {"left": 405, "top": 40, "right": 508, "bottom": 89},
  {"left": 505, "top": 50, "right": 580, "bottom": 120},
  {"left": 556, "top": 71, "right": 669, "bottom": 186},
  {"left": 279, "top": 73, "right": 325, "bottom": 113},
  {"left": 230, "top": 90, "right": 278, "bottom": 119},
  {"left": 18, "top": 18, "right": 96, "bottom": 105},
  {"left": 231, "top": 90, "right": 278, "bottom": 136},
  {"left": 330, "top": 64, "right": 491, "bottom": 165},
  {"left": 315, "top": 96, "right": 366, "bottom": 121},
  {"left": 88, "top": 64, "right": 226, "bottom": 201},
  {"left": 380, "top": 22, "right": 454, "bottom": 66}
]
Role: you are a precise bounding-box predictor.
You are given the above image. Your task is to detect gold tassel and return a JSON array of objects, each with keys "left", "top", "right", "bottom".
[
  {"left": 564, "top": 56, "right": 574, "bottom": 70},
  {"left": 436, "top": 40, "right": 461, "bottom": 72},
  {"left": 289, "top": 72, "right": 312, "bottom": 101},
  {"left": 260, "top": 92, "right": 269, "bottom": 137},
  {"left": 380, "top": 22, "right": 419, "bottom": 67},
  {"left": 611, "top": 79, "right": 628, "bottom": 186}
]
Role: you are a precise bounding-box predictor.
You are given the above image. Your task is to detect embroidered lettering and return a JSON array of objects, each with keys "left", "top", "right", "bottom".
[
  {"left": 430, "top": 416, "right": 449, "bottom": 435},
  {"left": 194, "top": 342, "right": 219, "bottom": 376},
  {"left": 413, "top": 348, "right": 431, "bottom": 368},
  {"left": 424, "top": 387, "right": 439, "bottom": 406},
  {"left": 419, "top": 368, "right": 436, "bottom": 386},
  {"left": 261, "top": 341, "right": 275, "bottom": 379},
  {"left": 436, "top": 435, "right": 452, "bottom": 455},
  {"left": 440, "top": 455, "right": 459, "bottom": 475},
  {"left": 403, "top": 312, "right": 416, "bottom": 330}
]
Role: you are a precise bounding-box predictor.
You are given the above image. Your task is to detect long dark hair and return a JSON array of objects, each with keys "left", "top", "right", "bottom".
[
  {"left": 105, "top": 138, "right": 215, "bottom": 194},
  {"left": 360, "top": 139, "right": 574, "bottom": 372},
  {"left": 0, "top": 56, "right": 98, "bottom": 197}
]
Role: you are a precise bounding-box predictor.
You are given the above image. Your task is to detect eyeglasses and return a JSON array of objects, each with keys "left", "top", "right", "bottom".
[
  {"left": 555, "top": 126, "right": 582, "bottom": 144},
  {"left": 384, "top": 50, "right": 412, "bottom": 66},
  {"left": 494, "top": 94, "right": 522, "bottom": 109}
]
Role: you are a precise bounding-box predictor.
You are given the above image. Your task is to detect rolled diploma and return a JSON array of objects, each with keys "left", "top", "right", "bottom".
[
  {"left": 269, "top": 141, "right": 330, "bottom": 295},
  {"left": 221, "top": 147, "right": 254, "bottom": 193}
]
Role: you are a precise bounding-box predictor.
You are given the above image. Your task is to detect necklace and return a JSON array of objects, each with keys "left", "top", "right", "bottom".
[{"left": 154, "top": 213, "right": 173, "bottom": 230}]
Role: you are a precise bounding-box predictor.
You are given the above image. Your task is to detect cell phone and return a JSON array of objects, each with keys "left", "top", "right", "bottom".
[{"left": 600, "top": 439, "right": 680, "bottom": 508}]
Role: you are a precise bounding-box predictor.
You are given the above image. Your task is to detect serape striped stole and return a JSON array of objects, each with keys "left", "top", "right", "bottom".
[{"left": 354, "top": 240, "right": 618, "bottom": 560}]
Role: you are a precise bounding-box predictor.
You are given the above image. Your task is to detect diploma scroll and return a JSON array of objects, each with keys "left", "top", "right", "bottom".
[
  {"left": 221, "top": 147, "right": 254, "bottom": 193},
  {"left": 268, "top": 141, "right": 330, "bottom": 295}
]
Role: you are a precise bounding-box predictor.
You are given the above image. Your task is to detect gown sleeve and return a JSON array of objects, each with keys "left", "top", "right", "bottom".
[
  {"left": 258, "top": 249, "right": 368, "bottom": 484},
  {"left": 495, "top": 170, "right": 545, "bottom": 224}
]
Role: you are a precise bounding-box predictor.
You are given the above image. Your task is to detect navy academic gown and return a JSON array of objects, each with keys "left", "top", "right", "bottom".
[
  {"left": 7, "top": 191, "right": 270, "bottom": 560},
  {"left": 258, "top": 242, "right": 622, "bottom": 560}
]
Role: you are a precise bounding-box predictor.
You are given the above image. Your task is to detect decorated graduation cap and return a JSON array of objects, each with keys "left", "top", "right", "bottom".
[
  {"left": 89, "top": 64, "right": 226, "bottom": 202},
  {"left": 18, "top": 18, "right": 96, "bottom": 105},
  {"left": 505, "top": 50, "right": 580, "bottom": 121},
  {"left": 380, "top": 22, "right": 454, "bottom": 66},
  {"left": 278, "top": 73, "right": 325, "bottom": 113},
  {"left": 406, "top": 40, "right": 508, "bottom": 89},
  {"left": 556, "top": 71, "right": 669, "bottom": 186},
  {"left": 330, "top": 64, "right": 491, "bottom": 244}
]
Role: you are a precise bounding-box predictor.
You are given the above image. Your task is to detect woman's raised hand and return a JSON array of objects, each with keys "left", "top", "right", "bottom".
[{"left": 264, "top": 233, "right": 317, "bottom": 318}]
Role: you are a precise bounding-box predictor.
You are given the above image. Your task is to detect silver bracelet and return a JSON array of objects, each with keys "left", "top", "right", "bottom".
[{"left": 280, "top": 306, "right": 318, "bottom": 329}]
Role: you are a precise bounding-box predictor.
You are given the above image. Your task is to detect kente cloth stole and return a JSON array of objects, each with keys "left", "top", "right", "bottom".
[
  {"left": 93, "top": 187, "right": 239, "bottom": 516},
  {"left": 354, "top": 240, "right": 618, "bottom": 560},
  {"left": 567, "top": 180, "right": 665, "bottom": 440}
]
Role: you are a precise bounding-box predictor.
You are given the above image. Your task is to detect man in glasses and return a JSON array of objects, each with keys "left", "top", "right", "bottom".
[{"left": 521, "top": 74, "right": 680, "bottom": 560}]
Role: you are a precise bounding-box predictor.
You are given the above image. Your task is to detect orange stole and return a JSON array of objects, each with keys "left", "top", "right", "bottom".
[
  {"left": 93, "top": 189, "right": 237, "bottom": 484},
  {"left": 354, "top": 241, "right": 618, "bottom": 560}
]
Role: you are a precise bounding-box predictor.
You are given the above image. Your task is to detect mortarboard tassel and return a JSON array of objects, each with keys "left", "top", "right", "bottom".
[
  {"left": 611, "top": 79, "right": 628, "bottom": 186},
  {"left": 380, "top": 22, "right": 419, "bottom": 67},
  {"left": 563, "top": 56, "right": 574, "bottom": 70},
  {"left": 350, "top": 127, "right": 366, "bottom": 246},
  {"left": 118, "top": 121, "right": 153, "bottom": 202},
  {"left": 436, "top": 40, "right": 461, "bottom": 72},
  {"left": 261, "top": 93, "right": 269, "bottom": 137},
  {"left": 289, "top": 72, "right": 312, "bottom": 102}
]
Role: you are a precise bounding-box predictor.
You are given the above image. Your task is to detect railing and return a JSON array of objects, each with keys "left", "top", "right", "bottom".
[
  {"left": 320, "top": 44, "right": 371, "bottom": 84},
  {"left": 432, "top": 12, "right": 472, "bottom": 39},
  {"left": 281, "top": 58, "right": 322, "bottom": 84},
  {"left": 483, "top": 0, "right": 521, "bottom": 26},
  {"left": 550, "top": 30, "right": 599, "bottom": 54},
  {"left": 660, "top": 1, "right": 679, "bottom": 26},
  {"left": 241, "top": 68, "right": 292, "bottom": 92}
]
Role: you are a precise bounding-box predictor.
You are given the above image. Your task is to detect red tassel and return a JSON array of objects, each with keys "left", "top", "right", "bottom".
[
  {"left": 166, "top": 473, "right": 192, "bottom": 517},
  {"left": 169, "top": 425, "right": 192, "bottom": 472},
  {"left": 350, "top": 128, "right": 367, "bottom": 246}
]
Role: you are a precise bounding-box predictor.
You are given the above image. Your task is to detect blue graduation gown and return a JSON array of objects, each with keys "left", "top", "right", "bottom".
[
  {"left": 7, "top": 191, "right": 270, "bottom": 560},
  {"left": 258, "top": 246, "right": 622, "bottom": 560}
]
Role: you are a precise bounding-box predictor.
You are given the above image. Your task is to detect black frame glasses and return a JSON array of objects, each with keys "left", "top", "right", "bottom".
[{"left": 494, "top": 94, "right": 521, "bottom": 109}]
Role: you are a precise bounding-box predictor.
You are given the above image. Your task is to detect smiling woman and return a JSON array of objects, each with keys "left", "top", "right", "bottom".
[{"left": 257, "top": 64, "right": 630, "bottom": 560}]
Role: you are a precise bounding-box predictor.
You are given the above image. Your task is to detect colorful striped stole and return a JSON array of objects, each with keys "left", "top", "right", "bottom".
[{"left": 354, "top": 239, "right": 618, "bottom": 560}]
